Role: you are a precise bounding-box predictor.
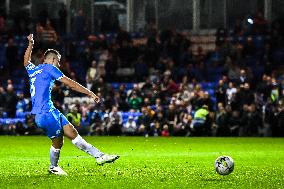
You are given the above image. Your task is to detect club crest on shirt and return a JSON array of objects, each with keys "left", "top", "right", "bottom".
[{"left": 56, "top": 130, "right": 61, "bottom": 135}]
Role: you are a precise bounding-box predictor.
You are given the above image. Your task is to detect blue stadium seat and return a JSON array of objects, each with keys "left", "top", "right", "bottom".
[
  {"left": 2, "top": 112, "right": 8, "bottom": 118},
  {"left": 0, "top": 118, "right": 25, "bottom": 124},
  {"left": 16, "top": 112, "right": 29, "bottom": 118},
  {"left": 121, "top": 112, "right": 142, "bottom": 124},
  {"left": 111, "top": 83, "right": 120, "bottom": 90},
  {"left": 125, "top": 83, "right": 134, "bottom": 91},
  {"left": 207, "top": 89, "right": 215, "bottom": 96}
]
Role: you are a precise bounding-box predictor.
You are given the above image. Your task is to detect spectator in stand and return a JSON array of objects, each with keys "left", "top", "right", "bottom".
[
  {"left": 191, "top": 105, "right": 211, "bottom": 136},
  {"left": 122, "top": 116, "right": 137, "bottom": 135},
  {"left": 239, "top": 104, "right": 249, "bottom": 136},
  {"left": 165, "top": 104, "right": 178, "bottom": 135},
  {"left": 5, "top": 84, "right": 18, "bottom": 117},
  {"left": 66, "top": 104, "right": 82, "bottom": 128},
  {"left": 151, "top": 98, "right": 162, "bottom": 111},
  {"left": 137, "top": 106, "right": 152, "bottom": 136},
  {"left": 96, "top": 61, "right": 106, "bottom": 80},
  {"left": 226, "top": 82, "right": 237, "bottom": 105},
  {"left": 143, "top": 97, "right": 152, "bottom": 107},
  {"left": 141, "top": 78, "right": 153, "bottom": 98},
  {"left": 16, "top": 92, "right": 29, "bottom": 113},
  {"left": 215, "top": 103, "right": 231, "bottom": 136},
  {"left": 108, "top": 106, "right": 123, "bottom": 135},
  {"left": 256, "top": 74, "right": 272, "bottom": 101},
  {"left": 39, "top": 19, "right": 58, "bottom": 49},
  {"left": 89, "top": 109, "right": 105, "bottom": 136},
  {"left": 114, "top": 91, "right": 128, "bottom": 111},
  {"left": 118, "top": 84, "right": 127, "bottom": 103},
  {"left": 215, "top": 79, "right": 227, "bottom": 105},
  {"left": 24, "top": 114, "right": 43, "bottom": 135},
  {"left": 128, "top": 91, "right": 143, "bottom": 111},
  {"left": 152, "top": 110, "right": 166, "bottom": 136},
  {"left": 245, "top": 104, "right": 263, "bottom": 136},
  {"left": 238, "top": 69, "right": 250, "bottom": 84},
  {"left": 242, "top": 83, "right": 255, "bottom": 106},
  {"left": 4, "top": 123, "right": 17, "bottom": 135},
  {"left": 178, "top": 84, "right": 192, "bottom": 103},
  {"left": 100, "top": 113, "right": 111, "bottom": 135},
  {"left": 161, "top": 125, "right": 170, "bottom": 137},
  {"left": 202, "top": 91, "right": 214, "bottom": 111},
  {"left": 86, "top": 60, "right": 97, "bottom": 82},
  {"left": 5, "top": 38, "right": 18, "bottom": 73},
  {"left": 91, "top": 77, "right": 107, "bottom": 96},
  {"left": 175, "top": 113, "right": 192, "bottom": 136},
  {"left": 80, "top": 101, "right": 90, "bottom": 118},
  {"left": 270, "top": 81, "right": 280, "bottom": 103}
]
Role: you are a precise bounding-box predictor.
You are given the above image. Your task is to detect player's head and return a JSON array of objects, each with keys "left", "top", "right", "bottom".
[{"left": 44, "top": 49, "right": 61, "bottom": 67}]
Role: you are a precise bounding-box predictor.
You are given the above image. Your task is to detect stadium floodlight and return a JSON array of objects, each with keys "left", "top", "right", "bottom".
[{"left": 247, "top": 18, "right": 253, "bottom": 24}]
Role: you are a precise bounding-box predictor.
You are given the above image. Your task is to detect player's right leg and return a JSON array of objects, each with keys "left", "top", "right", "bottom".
[
  {"left": 48, "top": 136, "right": 67, "bottom": 175},
  {"left": 63, "top": 123, "right": 119, "bottom": 165},
  {"left": 35, "top": 110, "right": 68, "bottom": 175}
]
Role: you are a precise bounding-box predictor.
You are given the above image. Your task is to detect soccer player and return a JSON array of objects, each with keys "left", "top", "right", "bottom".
[{"left": 24, "top": 34, "right": 119, "bottom": 175}]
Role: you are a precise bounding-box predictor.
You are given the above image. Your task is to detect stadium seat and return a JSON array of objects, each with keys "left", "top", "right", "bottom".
[{"left": 16, "top": 112, "right": 29, "bottom": 118}]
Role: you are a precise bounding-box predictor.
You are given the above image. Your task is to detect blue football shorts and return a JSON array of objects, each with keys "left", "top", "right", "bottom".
[{"left": 35, "top": 109, "right": 70, "bottom": 139}]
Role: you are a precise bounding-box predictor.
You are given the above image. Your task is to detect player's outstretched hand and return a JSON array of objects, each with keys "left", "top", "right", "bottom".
[
  {"left": 27, "top": 34, "right": 34, "bottom": 44},
  {"left": 90, "top": 93, "right": 100, "bottom": 103},
  {"left": 94, "top": 96, "right": 100, "bottom": 103}
]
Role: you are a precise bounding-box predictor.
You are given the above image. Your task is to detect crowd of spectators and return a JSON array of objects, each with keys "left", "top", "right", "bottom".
[{"left": 0, "top": 11, "right": 284, "bottom": 137}]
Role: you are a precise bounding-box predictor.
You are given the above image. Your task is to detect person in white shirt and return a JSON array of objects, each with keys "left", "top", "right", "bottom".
[
  {"left": 123, "top": 116, "right": 137, "bottom": 135},
  {"left": 226, "top": 82, "right": 237, "bottom": 104}
]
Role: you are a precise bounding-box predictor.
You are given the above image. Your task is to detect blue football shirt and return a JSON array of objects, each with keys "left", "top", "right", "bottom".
[{"left": 25, "top": 62, "right": 64, "bottom": 114}]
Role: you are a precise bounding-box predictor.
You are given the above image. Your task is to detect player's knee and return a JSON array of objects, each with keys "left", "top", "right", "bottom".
[
  {"left": 52, "top": 137, "right": 64, "bottom": 149},
  {"left": 58, "top": 140, "right": 64, "bottom": 148},
  {"left": 52, "top": 141, "right": 63, "bottom": 149},
  {"left": 63, "top": 124, "right": 78, "bottom": 140}
]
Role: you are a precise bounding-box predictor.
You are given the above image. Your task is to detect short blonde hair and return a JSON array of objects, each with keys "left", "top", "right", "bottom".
[{"left": 44, "top": 49, "right": 61, "bottom": 60}]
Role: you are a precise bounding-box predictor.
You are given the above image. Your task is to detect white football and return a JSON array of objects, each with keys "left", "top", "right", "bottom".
[{"left": 214, "top": 155, "right": 234, "bottom": 175}]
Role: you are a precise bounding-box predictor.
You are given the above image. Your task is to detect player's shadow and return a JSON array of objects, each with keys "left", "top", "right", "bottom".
[{"left": 202, "top": 178, "right": 232, "bottom": 182}]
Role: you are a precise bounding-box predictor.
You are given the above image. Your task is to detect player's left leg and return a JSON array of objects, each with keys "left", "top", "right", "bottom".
[
  {"left": 63, "top": 123, "right": 119, "bottom": 165},
  {"left": 63, "top": 124, "right": 103, "bottom": 158}
]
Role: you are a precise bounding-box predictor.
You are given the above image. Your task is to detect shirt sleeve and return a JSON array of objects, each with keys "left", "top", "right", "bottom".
[
  {"left": 25, "top": 62, "right": 36, "bottom": 75},
  {"left": 48, "top": 65, "right": 64, "bottom": 81}
]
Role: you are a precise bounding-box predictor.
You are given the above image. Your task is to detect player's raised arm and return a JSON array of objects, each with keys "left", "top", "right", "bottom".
[
  {"left": 23, "top": 34, "right": 34, "bottom": 67},
  {"left": 59, "top": 76, "right": 100, "bottom": 103}
]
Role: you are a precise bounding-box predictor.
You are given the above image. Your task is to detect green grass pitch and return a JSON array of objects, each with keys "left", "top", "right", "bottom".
[{"left": 0, "top": 136, "right": 284, "bottom": 189}]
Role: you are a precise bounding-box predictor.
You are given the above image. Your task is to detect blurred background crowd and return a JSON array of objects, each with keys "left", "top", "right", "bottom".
[{"left": 0, "top": 0, "right": 284, "bottom": 137}]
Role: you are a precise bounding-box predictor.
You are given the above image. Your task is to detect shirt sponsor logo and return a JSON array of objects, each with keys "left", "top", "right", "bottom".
[{"left": 29, "top": 69, "right": 43, "bottom": 78}]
